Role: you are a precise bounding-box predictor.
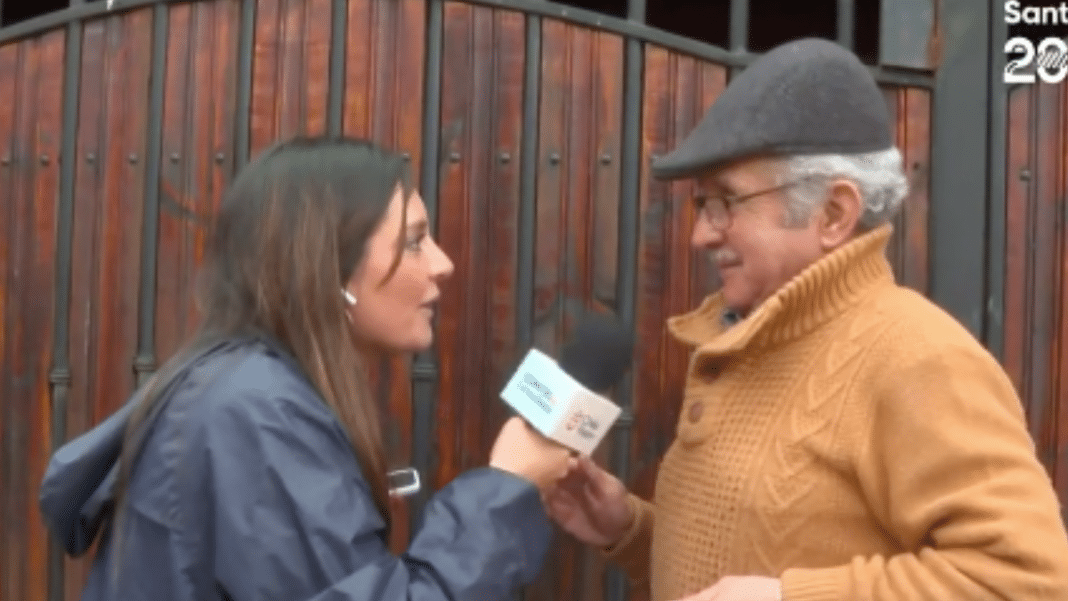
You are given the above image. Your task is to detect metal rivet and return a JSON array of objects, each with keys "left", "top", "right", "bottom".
[
  {"left": 170, "top": 152, "right": 180, "bottom": 163},
  {"left": 548, "top": 152, "right": 561, "bottom": 165},
  {"left": 40, "top": 154, "right": 50, "bottom": 166},
  {"left": 449, "top": 151, "right": 461, "bottom": 163},
  {"left": 128, "top": 153, "right": 139, "bottom": 164},
  {"left": 499, "top": 152, "right": 511, "bottom": 164},
  {"left": 0, "top": 156, "right": 9, "bottom": 166},
  {"left": 1020, "top": 168, "right": 1032, "bottom": 181},
  {"left": 215, "top": 153, "right": 225, "bottom": 164},
  {"left": 600, "top": 153, "right": 612, "bottom": 165},
  {"left": 649, "top": 154, "right": 660, "bottom": 163},
  {"left": 86, "top": 153, "right": 96, "bottom": 163},
  {"left": 401, "top": 152, "right": 411, "bottom": 162}
]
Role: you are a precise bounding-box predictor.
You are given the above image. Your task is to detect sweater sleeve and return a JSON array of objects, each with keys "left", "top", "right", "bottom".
[
  {"left": 603, "top": 493, "right": 656, "bottom": 586},
  {"left": 781, "top": 339, "right": 1068, "bottom": 601}
]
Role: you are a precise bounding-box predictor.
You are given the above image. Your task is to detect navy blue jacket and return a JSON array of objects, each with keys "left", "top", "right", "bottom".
[{"left": 39, "top": 336, "right": 553, "bottom": 600}]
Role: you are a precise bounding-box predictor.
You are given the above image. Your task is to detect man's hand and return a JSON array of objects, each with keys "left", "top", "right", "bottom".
[
  {"left": 674, "top": 576, "right": 783, "bottom": 601},
  {"left": 543, "top": 455, "right": 633, "bottom": 548}
]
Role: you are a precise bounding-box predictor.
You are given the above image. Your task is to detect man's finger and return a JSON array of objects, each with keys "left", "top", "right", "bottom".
[{"left": 576, "top": 456, "right": 613, "bottom": 496}]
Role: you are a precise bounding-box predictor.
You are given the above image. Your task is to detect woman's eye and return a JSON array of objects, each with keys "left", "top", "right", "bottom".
[{"left": 405, "top": 234, "right": 426, "bottom": 251}]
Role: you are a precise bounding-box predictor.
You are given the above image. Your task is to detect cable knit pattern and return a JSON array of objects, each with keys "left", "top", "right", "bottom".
[{"left": 605, "top": 225, "right": 1068, "bottom": 601}]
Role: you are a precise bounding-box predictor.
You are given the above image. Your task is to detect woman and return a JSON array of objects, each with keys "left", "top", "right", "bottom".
[{"left": 39, "top": 136, "right": 571, "bottom": 600}]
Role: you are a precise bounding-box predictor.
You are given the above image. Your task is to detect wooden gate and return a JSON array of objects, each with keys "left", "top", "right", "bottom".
[{"left": 0, "top": 1, "right": 1063, "bottom": 600}]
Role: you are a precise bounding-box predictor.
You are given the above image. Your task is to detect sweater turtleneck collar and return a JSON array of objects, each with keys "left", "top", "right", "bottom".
[{"left": 668, "top": 224, "right": 896, "bottom": 357}]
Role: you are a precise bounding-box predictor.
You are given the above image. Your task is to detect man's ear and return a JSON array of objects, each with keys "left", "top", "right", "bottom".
[{"left": 818, "top": 179, "right": 863, "bottom": 249}]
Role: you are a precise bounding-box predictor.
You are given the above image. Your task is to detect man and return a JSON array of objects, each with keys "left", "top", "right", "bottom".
[{"left": 546, "top": 38, "right": 1068, "bottom": 601}]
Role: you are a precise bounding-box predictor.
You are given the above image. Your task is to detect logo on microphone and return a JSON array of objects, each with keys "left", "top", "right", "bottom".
[
  {"left": 518, "top": 372, "right": 557, "bottom": 414},
  {"left": 565, "top": 409, "right": 601, "bottom": 440}
]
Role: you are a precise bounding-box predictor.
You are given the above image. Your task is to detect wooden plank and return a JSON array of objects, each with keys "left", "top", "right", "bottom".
[
  {"left": 571, "top": 28, "right": 624, "bottom": 601},
  {"left": 65, "top": 13, "right": 106, "bottom": 474},
  {"left": 1, "top": 29, "right": 64, "bottom": 601},
  {"left": 64, "top": 13, "right": 154, "bottom": 599},
  {"left": 199, "top": 0, "right": 240, "bottom": 249},
  {"left": 591, "top": 32, "right": 623, "bottom": 317},
  {"left": 249, "top": 0, "right": 281, "bottom": 156},
  {"left": 1054, "top": 83, "right": 1068, "bottom": 515},
  {"left": 630, "top": 42, "right": 671, "bottom": 522},
  {"left": 63, "top": 12, "right": 118, "bottom": 599},
  {"left": 1003, "top": 85, "right": 1031, "bottom": 398},
  {"left": 531, "top": 17, "right": 567, "bottom": 355},
  {"left": 430, "top": 0, "right": 469, "bottom": 495},
  {"left": 526, "top": 20, "right": 633, "bottom": 601},
  {"left": 303, "top": 0, "right": 330, "bottom": 134},
  {"left": 153, "top": 0, "right": 242, "bottom": 364},
  {"left": 0, "top": 39, "right": 16, "bottom": 601},
  {"left": 900, "top": 88, "right": 931, "bottom": 293},
  {"left": 154, "top": 2, "right": 196, "bottom": 362},
  {"left": 1028, "top": 82, "right": 1062, "bottom": 468},
  {"left": 343, "top": 0, "right": 374, "bottom": 137},
  {"left": 248, "top": 0, "right": 330, "bottom": 142},
  {"left": 1002, "top": 78, "right": 1068, "bottom": 519},
  {"left": 344, "top": 0, "right": 427, "bottom": 156},
  {"left": 187, "top": 0, "right": 238, "bottom": 297},
  {"left": 341, "top": 0, "right": 427, "bottom": 552},
  {"left": 391, "top": 0, "right": 426, "bottom": 169},
  {"left": 434, "top": 4, "right": 529, "bottom": 564}
]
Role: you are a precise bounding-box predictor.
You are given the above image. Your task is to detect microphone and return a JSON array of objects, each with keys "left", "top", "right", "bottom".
[{"left": 500, "top": 313, "right": 635, "bottom": 454}]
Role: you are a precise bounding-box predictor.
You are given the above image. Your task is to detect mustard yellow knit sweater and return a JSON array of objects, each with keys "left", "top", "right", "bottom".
[{"left": 607, "top": 225, "right": 1068, "bottom": 601}]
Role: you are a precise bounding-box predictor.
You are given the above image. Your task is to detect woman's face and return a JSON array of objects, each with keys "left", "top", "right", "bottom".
[{"left": 344, "top": 187, "right": 454, "bottom": 352}]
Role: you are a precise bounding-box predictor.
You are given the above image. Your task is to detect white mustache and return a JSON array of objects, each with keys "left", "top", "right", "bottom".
[{"left": 712, "top": 249, "right": 741, "bottom": 264}]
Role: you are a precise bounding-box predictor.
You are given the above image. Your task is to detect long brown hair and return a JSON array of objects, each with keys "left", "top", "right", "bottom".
[{"left": 113, "top": 137, "right": 411, "bottom": 555}]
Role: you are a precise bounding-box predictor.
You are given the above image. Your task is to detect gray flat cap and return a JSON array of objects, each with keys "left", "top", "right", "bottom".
[{"left": 651, "top": 38, "right": 892, "bottom": 180}]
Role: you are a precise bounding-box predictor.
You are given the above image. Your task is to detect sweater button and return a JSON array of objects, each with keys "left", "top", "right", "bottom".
[{"left": 688, "top": 402, "right": 704, "bottom": 423}]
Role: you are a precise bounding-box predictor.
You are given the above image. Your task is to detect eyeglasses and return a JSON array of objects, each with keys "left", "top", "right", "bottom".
[{"left": 693, "top": 179, "right": 806, "bottom": 229}]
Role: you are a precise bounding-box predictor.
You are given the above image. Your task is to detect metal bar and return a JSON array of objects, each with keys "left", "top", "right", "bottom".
[
  {"left": 928, "top": 0, "right": 991, "bottom": 338},
  {"left": 409, "top": 0, "right": 445, "bottom": 535},
  {"left": 48, "top": 20, "right": 83, "bottom": 601},
  {"left": 729, "top": 0, "right": 749, "bottom": 53},
  {"left": 0, "top": 3, "right": 102, "bottom": 43},
  {"left": 326, "top": 0, "right": 347, "bottom": 136},
  {"left": 516, "top": 13, "right": 540, "bottom": 357},
  {"left": 134, "top": 2, "right": 168, "bottom": 386},
  {"left": 628, "top": 0, "right": 646, "bottom": 23},
  {"left": 605, "top": 30, "right": 644, "bottom": 601},
  {"left": 837, "top": 0, "right": 854, "bottom": 49},
  {"left": 233, "top": 0, "right": 255, "bottom": 168},
  {"left": 984, "top": 0, "right": 1008, "bottom": 359},
  {"left": 0, "top": 0, "right": 935, "bottom": 90}
]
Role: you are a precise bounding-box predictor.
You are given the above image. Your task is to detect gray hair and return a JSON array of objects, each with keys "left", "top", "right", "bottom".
[{"left": 772, "top": 147, "right": 909, "bottom": 230}]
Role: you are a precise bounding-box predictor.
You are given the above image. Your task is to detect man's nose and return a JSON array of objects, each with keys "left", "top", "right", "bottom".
[{"left": 691, "top": 215, "right": 724, "bottom": 249}]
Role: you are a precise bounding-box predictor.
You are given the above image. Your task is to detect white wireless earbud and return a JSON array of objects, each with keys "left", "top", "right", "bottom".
[{"left": 342, "top": 289, "right": 357, "bottom": 306}]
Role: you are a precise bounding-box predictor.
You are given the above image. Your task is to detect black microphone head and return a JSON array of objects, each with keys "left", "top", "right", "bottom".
[{"left": 559, "top": 313, "right": 635, "bottom": 392}]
